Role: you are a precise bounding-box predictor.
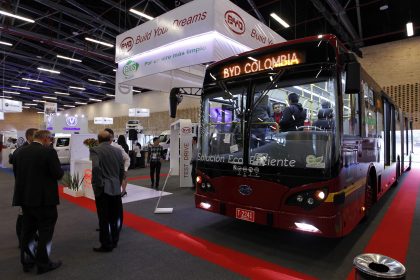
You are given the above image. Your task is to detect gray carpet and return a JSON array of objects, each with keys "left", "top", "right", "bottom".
[{"left": 1, "top": 162, "right": 419, "bottom": 279}]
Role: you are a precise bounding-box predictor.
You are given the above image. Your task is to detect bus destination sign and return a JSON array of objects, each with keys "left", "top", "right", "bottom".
[{"left": 222, "top": 51, "right": 304, "bottom": 79}]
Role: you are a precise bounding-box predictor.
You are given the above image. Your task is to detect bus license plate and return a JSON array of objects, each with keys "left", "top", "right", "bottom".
[{"left": 235, "top": 208, "right": 255, "bottom": 222}]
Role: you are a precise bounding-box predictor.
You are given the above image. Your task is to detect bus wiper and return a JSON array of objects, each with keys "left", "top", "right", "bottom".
[{"left": 251, "top": 68, "right": 286, "bottom": 111}]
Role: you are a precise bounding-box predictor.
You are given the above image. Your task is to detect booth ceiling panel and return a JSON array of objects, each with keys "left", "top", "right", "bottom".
[{"left": 0, "top": 0, "right": 418, "bottom": 111}]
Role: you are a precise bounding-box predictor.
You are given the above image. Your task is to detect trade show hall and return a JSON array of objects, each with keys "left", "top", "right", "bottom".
[
  {"left": 0, "top": 162, "right": 420, "bottom": 279},
  {"left": 1, "top": 0, "right": 420, "bottom": 279}
]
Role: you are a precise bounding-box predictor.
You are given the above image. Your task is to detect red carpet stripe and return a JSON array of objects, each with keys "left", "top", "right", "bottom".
[
  {"left": 59, "top": 187, "right": 317, "bottom": 280},
  {"left": 347, "top": 168, "right": 420, "bottom": 279},
  {"left": 127, "top": 173, "right": 168, "bottom": 182}
]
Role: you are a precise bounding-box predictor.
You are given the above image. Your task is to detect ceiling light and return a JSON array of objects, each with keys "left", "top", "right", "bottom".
[
  {"left": 37, "top": 67, "right": 60, "bottom": 74},
  {"left": 64, "top": 104, "right": 75, "bottom": 108},
  {"left": 3, "top": 96, "right": 12, "bottom": 99},
  {"left": 54, "top": 91, "right": 70, "bottom": 96},
  {"left": 3, "top": 90, "right": 20, "bottom": 94},
  {"left": 33, "top": 99, "right": 46, "bottom": 103},
  {"left": 129, "top": 8, "right": 154, "bottom": 20},
  {"left": 25, "top": 103, "right": 37, "bottom": 106},
  {"left": 11, "top": 85, "right": 30, "bottom": 90},
  {"left": 22, "top": 78, "right": 43, "bottom": 83},
  {"left": 113, "top": 69, "right": 117, "bottom": 72},
  {"left": 75, "top": 102, "right": 87, "bottom": 105},
  {"left": 106, "top": 94, "right": 115, "bottom": 97},
  {"left": 89, "top": 98, "right": 102, "bottom": 102},
  {"left": 56, "top": 55, "right": 82, "bottom": 63},
  {"left": 69, "top": 86, "right": 86, "bottom": 90},
  {"left": 22, "top": 106, "right": 30, "bottom": 109},
  {"left": 406, "top": 22, "right": 414, "bottom": 37},
  {"left": 42, "top": 96, "right": 57, "bottom": 100},
  {"left": 270, "top": 13, "right": 290, "bottom": 28},
  {"left": 85, "top": 37, "right": 114, "bottom": 48},
  {"left": 88, "top": 79, "right": 106, "bottom": 84},
  {"left": 248, "top": 56, "right": 257, "bottom": 62},
  {"left": 132, "top": 89, "right": 142, "bottom": 93},
  {"left": 0, "top": 9, "right": 35, "bottom": 23},
  {"left": 0, "top": 40, "right": 13, "bottom": 46},
  {"left": 37, "top": 112, "right": 44, "bottom": 114}
]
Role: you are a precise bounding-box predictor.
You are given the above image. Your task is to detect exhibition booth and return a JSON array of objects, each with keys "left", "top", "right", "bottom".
[{"left": 112, "top": 0, "right": 284, "bottom": 187}]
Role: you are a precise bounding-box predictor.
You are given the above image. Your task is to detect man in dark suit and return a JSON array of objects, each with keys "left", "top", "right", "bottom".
[
  {"left": 12, "top": 130, "right": 64, "bottom": 274},
  {"left": 9, "top": 128, "right": 38, "bottom": 248},
  {"left": 91, "top": 130, "right": 124, "bottom": 252}
]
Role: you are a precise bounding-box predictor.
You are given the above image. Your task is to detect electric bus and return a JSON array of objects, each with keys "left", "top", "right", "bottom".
[{"left": 194, "top": 34, "right": 413, "bottom": 237}]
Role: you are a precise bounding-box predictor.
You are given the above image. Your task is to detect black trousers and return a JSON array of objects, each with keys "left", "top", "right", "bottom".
[
  {"left": 191, "top": 160, "right": 197, "bottom": 187},
  {"left": 95, "top": 193, "right": 121, "bottom": 249},
  {"left": 20, "top": 206, "right": 57, "bottom": 266},
  {"left": 150, "top": 161, "right": 161, "bottom": 187}
]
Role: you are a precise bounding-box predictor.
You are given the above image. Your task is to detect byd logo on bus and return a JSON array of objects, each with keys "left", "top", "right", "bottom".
[
  {"left": 224, "top": 10, "right": 245, "bottom": 34},
  {"left": 120, "top": 37, "right": 134, "bottom": 52}
]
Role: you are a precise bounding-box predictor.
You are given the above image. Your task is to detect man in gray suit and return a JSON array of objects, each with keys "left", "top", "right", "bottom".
[{"left": 90, "top": 130, "right": 124, "bottom": 252}]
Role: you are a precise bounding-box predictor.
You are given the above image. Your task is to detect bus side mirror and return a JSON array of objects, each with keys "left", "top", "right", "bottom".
[
  {"left": 169, "top": 88, "right": 183, "bottom": 118},
  {"left": 345, "top": 62, "right": 360, "bottom": 94}
]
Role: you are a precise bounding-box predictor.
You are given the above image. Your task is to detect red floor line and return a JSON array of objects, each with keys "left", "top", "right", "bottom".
[
  {"left": 127, "top": 173, "right": 168, "bottom": 182},
  {"left": 59, "top": 187, "right": 317, "bottom": 280},
  {"left": 346, "top": 168, "right": 420, "bottom": 279}
]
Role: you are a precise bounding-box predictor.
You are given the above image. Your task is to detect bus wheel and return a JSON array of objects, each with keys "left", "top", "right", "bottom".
[{"left": 363, "top": 176, "right": 374, "bottom": 221}]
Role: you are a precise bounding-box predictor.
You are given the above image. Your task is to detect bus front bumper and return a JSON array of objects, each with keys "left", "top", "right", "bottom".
[{"left": 195, "top": 194, "right": 342, "bottom": 237}]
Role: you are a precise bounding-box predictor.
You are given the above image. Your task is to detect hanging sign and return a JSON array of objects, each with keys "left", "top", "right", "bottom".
[
  {"left": 0, "top": 99, "right": 22, "bottom": 112},
  {"left": 44, "top": 102, "right": 57, "bottom": 115},
  {"left": 129, "top": 108, "right": 150, "bottom": 117},
  {"left": 94, "top": 117, "right": 114, "bottom": 124}
]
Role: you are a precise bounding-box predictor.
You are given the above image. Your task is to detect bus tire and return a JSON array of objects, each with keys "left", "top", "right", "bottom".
[{"left": 362, "top": 174, "right": 376, "bottom": 222}]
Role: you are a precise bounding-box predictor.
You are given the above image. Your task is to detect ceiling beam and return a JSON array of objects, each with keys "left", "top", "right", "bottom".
[{"left": 246, "top": 0, "right": 266, "bottom": 25}]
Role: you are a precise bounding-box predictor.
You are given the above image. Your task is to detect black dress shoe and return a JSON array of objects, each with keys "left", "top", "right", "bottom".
[
  {"left": 37, "top": 261, "right": 62, "bottom": 275},
  {"left": 93, "top": 246, "right": 113, "bottom": 253},
  {"left": 23, "top": 263, "right": 35, "bottom": 273}
]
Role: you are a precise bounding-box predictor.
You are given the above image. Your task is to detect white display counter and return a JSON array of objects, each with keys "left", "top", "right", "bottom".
[{"left": 1, "top": 148, "right": 13, "bottom": 168}]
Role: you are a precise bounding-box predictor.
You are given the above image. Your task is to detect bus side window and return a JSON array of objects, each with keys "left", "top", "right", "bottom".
[{"left": 343, "top": 93, "right": 360, "bottom": 136}]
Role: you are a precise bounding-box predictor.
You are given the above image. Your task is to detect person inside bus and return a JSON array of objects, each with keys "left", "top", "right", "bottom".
[
  {"left": 251, "top": 93, "right": 276, "bottom": 147},
  {"left": 272, "top": 102, "right": 284, "bottom": 127},
  {"left": 313, "top": 101, "right": 335, "bottom": 130},
  {"left": 280, "top": 93, "right": 307, "bottom": 131}
]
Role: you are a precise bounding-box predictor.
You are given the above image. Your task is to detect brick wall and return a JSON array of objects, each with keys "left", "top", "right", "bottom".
[{"left": 360, "top": 36, "right": 420, "bottom": 128}]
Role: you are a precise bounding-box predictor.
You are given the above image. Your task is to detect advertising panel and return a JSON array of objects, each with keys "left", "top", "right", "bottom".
[{"left": 0, "top": 99, "right": 22, "bottom": 112}]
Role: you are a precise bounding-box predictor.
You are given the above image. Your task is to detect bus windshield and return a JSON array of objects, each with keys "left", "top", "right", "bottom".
[
  {"left": 249, "top": 76, "right": 337, "bottom": 170},
  {"left": 200, "top": 68, "right": 338, "bottom": 172}
]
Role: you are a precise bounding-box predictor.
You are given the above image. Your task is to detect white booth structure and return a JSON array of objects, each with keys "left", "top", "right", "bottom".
[
  {"left": 114, "top": 0, "right": 284, "bottom": 102},
  {"left": 170, "top": 119, "right": 193, "bottom": 187}
]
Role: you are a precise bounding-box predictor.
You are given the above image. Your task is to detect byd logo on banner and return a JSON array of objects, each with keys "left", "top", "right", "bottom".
[
  {"left": 224, "top": 10, "right": 245, "bottom": 34},
  {"left": 120, "top": 37, "right": 134, "bottom": 52},
  {"left": 181, "top": 127, "right": 192, "bottom": 134}
]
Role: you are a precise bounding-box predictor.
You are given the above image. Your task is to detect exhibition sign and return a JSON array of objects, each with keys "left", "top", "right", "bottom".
[
  {"left": 44, "top": 102, "right": 57, "bottom": 115},
  {"left": 0, "top": 98, "right": 22, "bottom": 112},
  {"left": 128, "top": 108, "right": 150, "bottom": 117},
  {"left": 94, "top": 117, "right": 114, "bottom": 125},
  {"left": 114, "top": 0, "right": 284, "bottom": 102},
  {"left": 46, "top": 114, "right": 88, "bottom": 134}
]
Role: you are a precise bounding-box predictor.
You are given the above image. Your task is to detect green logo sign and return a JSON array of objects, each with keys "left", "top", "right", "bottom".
[{"left": 123, "top": 60, "right": 139, "bottom": 78}]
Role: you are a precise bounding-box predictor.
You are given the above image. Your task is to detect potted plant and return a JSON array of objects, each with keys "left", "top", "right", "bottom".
[
  {"left": 83, "top": 138, "right": 98, "bottom": 149},
  {"left": 62, "top": 172, "right": 85, "bottom": 197}
]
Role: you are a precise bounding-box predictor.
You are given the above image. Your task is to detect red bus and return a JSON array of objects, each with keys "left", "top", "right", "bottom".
[{"left": 194, "top": 34, "right": 413, "bottom": 237}]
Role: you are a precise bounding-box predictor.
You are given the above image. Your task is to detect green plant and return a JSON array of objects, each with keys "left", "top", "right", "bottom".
[
  {"left": 83, "top": 138, "right": 98, "bottom": 149},
  {"left": 62, "top": 172, "right": 84, "bottom": 191}
]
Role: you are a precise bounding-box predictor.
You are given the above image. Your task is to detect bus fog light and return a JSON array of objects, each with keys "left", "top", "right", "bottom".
[
  {"left": 201, "top": 183, "right": 206, "bottom": 189},
  {"left": 296, "top": 195, "right": 304, "bottom": 202},
  {"left": 307, "top": 197, "right": 314, "bottom": 205},
  {"left": 199, "top": 202, "right": 211, "bottom": 209},
  {"left": 295, "top": 222, "right": 321, "bottom": 233},
  {"left": 206, "top": 182, "right": 212, "bottom": 189}
]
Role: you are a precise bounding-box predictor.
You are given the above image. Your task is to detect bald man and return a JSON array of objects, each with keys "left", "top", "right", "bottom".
[{"left": 90, "top": 130, "right": 124, "bottom": 252}]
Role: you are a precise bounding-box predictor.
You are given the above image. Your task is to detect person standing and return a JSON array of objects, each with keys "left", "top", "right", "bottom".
[
  {"left": 133, "top": 142, "right": 142, "bottom": 168},
  {"left": 280, "top": 93, "right": 307, "bottom": 131},
  {"left": 190, "top": 136, "right": 198, "bottom": 189},
  {"left": 10, "top": 128, "right": 38, "bottom": 248},
  {"left": 148, "top": 137, "right": 164, "bottom": 190},
  {"left": 90, "top": 130, "right": 124, "bottom": 252},
  {"left": 272, "top": 102, "right": 283, "bottom": 127},
  {"left": 12, "top": 130, "right": 64, "bottom": 274},
  {"left": 117, "top": 135, "right": 129, "bottom": 154}
]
